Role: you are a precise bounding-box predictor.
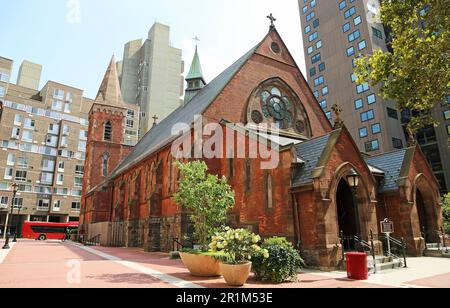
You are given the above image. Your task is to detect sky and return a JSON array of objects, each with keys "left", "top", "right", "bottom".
[{"left": 0, "top": 0, "right": 306, "bottom": 99}]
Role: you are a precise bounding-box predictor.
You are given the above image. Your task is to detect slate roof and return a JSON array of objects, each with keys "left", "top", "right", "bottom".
[
  {"left": 365, "top": 149, "right": 407, "bottom": 193},
  {"left": 292, "top": 134, "right": 331, "bottom": 186},
  {"left": 105, "top": 42, "right": 261, "bottom": 182}
]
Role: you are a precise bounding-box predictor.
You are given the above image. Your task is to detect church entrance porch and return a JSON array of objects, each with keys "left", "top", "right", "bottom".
[{"left": 336, "top": 179, "right": 360, "bottom": 251}]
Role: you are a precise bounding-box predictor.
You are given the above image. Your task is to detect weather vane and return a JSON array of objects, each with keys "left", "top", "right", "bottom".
[
  {"left": 267, "top": 13, "right": 276, "bottom": 29},
  {"left": 193, "top": 36, "right": 200, "bottom": 47}
]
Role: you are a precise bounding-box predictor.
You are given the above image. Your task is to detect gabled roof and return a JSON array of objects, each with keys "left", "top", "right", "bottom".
[
  {"left": 365, "top": 149, "right": 408, "bottom": 193},
  {"left": 292, "top": 133, "right": 331, "bottom": 186},
  {"left": 95, "top": 55, "right": 123, "bottom": 105},
  {"left": 105, "top": 38, "right": 263, "bottom": 182}
]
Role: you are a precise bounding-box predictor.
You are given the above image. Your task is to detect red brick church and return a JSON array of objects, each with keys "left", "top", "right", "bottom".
[{"left": 80, "top": 25, "right": 443, "bottom": 268}]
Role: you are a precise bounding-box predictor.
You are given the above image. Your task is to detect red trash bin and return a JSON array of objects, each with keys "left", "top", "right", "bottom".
[{"left": 346, "top": 252, "right": 368, "bottom": 280}]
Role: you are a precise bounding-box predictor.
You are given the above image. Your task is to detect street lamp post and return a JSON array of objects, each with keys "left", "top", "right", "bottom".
[
  {"left": 346, "top": 170, "right": 361, "bottom": 239},
  {"left": 13, "top": 205, "right": 25, "bottom": 243},
  {"left": 2, "top": 183, "right": 19, "bottom": 250}
]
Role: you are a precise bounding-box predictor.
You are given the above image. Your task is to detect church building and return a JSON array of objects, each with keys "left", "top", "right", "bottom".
[{"left": 80, "top": 23, "right": 443, "bottom": 268}]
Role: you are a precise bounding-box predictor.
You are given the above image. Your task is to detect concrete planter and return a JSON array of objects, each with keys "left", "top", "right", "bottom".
[
  {"left": 179, "top": 252, "right": 222, "bottom": 277},
  {"left": 220, "top": 262, "right": 252, "bottom": 287}
]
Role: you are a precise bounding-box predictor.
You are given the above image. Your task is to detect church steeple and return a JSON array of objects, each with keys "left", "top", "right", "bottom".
[
  {"left": 95, "top": 55, "right": 123, "bottom": 106},
  {"left": 184, "top": 44, "right": 206, "bottom": 104}
]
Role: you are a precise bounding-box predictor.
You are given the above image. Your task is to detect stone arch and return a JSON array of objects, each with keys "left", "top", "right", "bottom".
[
  {"left": 327, "top": 162, "right": 377, "bottom": 239},
  {"left": 411, "top": 174, "right": 441, "bottom": 242},
  {"left": 245, "top": 77, "right": 312, "bottom": 138}
]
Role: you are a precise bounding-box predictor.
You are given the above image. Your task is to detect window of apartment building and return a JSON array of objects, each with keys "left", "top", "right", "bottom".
[
  {"left": 354, "top": 16, "right": 362, "bottom": 26},
  {"left": 55, "top": 188, "right": 69, "bottom": 196},
  {"left": 393, "top": 138, "right": 403, "bottom": 149},
  {"left": 316, "top": 40, "right": 322, "bottom": 49},
  {"left": 58, "top": 161, "right": 65, "bottom": 172},
  {"left": 314, "top": 76, "right": 324, "bottom": 87},
  {"left": 305, "top": 25, "right": 311, "bottom": 34},
  {"left": 53, "top": 89, "right": 65, "bottom": 100},
  {"left": 343, "top": 22, "right": 350, "bottom": 33},
  {"left": 72, "top": 189, "right": 82, "bottom": 197},
  {"left": 53, "top": 200, "right": 61, "bottom": 211},
  {"left": 66, "top": 92, "right": 73, "bottom": 102},
  {"left": 127, "top": 109, "right": 135, "bottom": 118},
  {"left": 126, "top": 119, "right": 134, "bottom": 128},
  {"left": 357, "top": 82, "right": 370, "bottom": 94},
  {"left": 326, "top": 112, "right": 332, "bottom": 122},
  {"left": 361, "top": 110, "right": 375, "bottom": 122},
  {"left": 22, "top": 130, "right": 33, "bottom": 142},
  {"left": 443, "top": 110, "right": 450, "bottom": 120},
  {"left": 60, "top": 136, "right": 68, "bottom": 148},
  {"left": 17, "top": 157, "right": 29, "bottom": 169},
  {"left": 104, "top": 122, "right": 112, "bottom": 141},
  {"left": 302, "top": 5, "right": 308, "bottom": 14},
  {"left": 64, "top": 102, "right": 71, "bottom": 113},
  {"left": 344, "top": 7, "right": 356, "bottom": 19},
  {"left": 14, "top": 114, "right": 23, "bottom": 126},
  {"left": 0, "top": 86, "right": 5, "bottom": 97},
  {"left": 372, "top": 27, "right": 383, "bottom": 39},
  {"left": 13, "top": 198, "right": 23, "bottom": 209},
  {"left": 359, "top": 127, "right": 368, "bottom": 138},
  {"left": 372, "top": 123, "right": 381, "bottom": 134},
  {"left": 0, "top": 71, "right": 10, "bottom": 82},
  {"left": 351, "top": 73, "right": 357, "bottom": 83},
  {"left": 52, "top": 100, "right": 63, "bottom": 111},
  {"left": 339, "top": 1, "right": 346, "bottom": 10},
  {"left": 46, "top": 135, "right": 58, "bottom": 147},
  {"left": 322, "top": 86, "right": 329, "bottom": 96},
  {"left": 347, "top": 46, "right": 355, "bottom": 57},
  {"left": 48, "top": 124, "right": 60, "bottom": 134},
  {"left": 387, "top": 107, "right": 399, "bottom": 119},
  {"left": 75, "top": 165, "right": 84, "bottom": 176},
  {"left": 308, "top": 32, "right": 318, "bottom": 42},
  {"left": 79, "top": 130, "right": 88, "bottom": 140},
  {"left": 62, "top": 125, "right": 70, "bottom": 135},
  {"left": 71, "top": 202, "right": 81, "bottom": 211},
  {"left": 18, "top": 184, "right": 32, "bottom": 193},
  {"left": 311, "top": 0, "right": 316, "bottom": 8},
  {"left": 1, "top": 197, "right": 8, "bottom": 207},
  {"left": 319, "top": 62, "right": 326, "bottom": 72},
  {"left": 56, "top": 174, "right": 64, "bottom": 185},
  {"left": 306, "top": 12, "right": 315, "bottom": 22},
  {"left": 24, "top": 119, "right": 36, "bottom": 130},
  {"left": 307, "top": 46, "right": 314, "bottom": 55},
  {"left": 40, "top": 172, "right": 54, "bottom": 185},
  {"left": 319, "top": 99, "right": 327, "bottom": 110},
  {"left": 4, "top": 168, "right": 13, "bottom": 180},
  {"left": 78, "top": 141, "right": 87, "bottom": 152},
  {"left": 348, "top": 29, "right": 361, "bottom": 42},
  {"left": 358, "top": 40, "right": 367, "bottom": 51},
  {"left": 37, "top": 199, "right": 50, "bottom": 209},
  {"left": 365, "top": 140, "right": 380, "bottom": 152},
  {"left": 313, "top": 18, "right": 319, "bottom": 28},
  {"left": 15, "top": 170, "right": 27, "bottom": 182},
  {"left": 311, "top": 53, "right": 321, "bottom": 64},
  {"left": 367, "top": 94, "right": 377, "bottom": 105},
  {"left": 7, "top": 154, "right": 15, "bottom": 166},
  {"left": 354, "top": 99, "right": 363, "bottom": 110},
  {"left": 74, "top": 177, "right": 83, "bottom": 187},
  {"left": 313, "top": 91, "right": 319, "bottom": 99},
  {"left": 11, "top": 127, "right": 21, "bottom": 139},
  {"left": 309, "top": 67, "right": 316, "bottom": 77}
]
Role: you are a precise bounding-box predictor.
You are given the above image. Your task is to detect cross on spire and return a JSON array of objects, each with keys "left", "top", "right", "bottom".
[
  {"left": 267, "top": 13, "right": 276, "bottom": 29},
  {"left": 152, "top": 115, "right": 158, "bottom": 128},
  {"left": 193, "top": 36, "right": 200, "bottom": 47}
]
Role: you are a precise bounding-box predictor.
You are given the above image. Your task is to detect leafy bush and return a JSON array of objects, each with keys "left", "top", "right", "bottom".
[
  {"left": 443, "top": 193, "right": 450, "bottom": 234},
  {"left": 252, "top": 237, "right": 304, "bottom": 283},
  {"left": 209, "top": 227, "right": 269, "bottom": 264},
  {"left": 174, "top": 161, "right": 235, "bottom": 250}
]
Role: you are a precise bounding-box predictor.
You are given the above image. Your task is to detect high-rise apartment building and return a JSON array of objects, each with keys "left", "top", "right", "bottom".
[
  {"left": 118, "top": 23, "right": 184, "bottom": 138},
  {"left": 0, "top": 56, "right": 140, "bottom": 236},
  {"left": 298, "top": 0, "right": 449, "bottom": 192},
  {"left": 17, "top": 60, "right": 42, "bottom": 90}
]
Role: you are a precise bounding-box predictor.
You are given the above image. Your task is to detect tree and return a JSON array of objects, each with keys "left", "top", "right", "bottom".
[
  {"left": 174, "top": 161, "right": 235, "bottom": 250},
  {"left": 443, "top": 193, "right": 450, "bottom": 234},
  {"left": 354, "top": 0, "right": 450, "bottom": 136}
]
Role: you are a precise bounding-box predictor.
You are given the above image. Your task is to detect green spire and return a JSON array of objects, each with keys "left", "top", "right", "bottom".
[{"left": 186, "top": 46, "right": 204, "bottom": 82}]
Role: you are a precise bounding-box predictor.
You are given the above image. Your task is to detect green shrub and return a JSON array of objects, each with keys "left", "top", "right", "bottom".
[
  {"left": 252, "top": 237, "right": 304, "bottom": 283},
  {"left": 443, "top": 194, "right": 450, "bottom": 234}
]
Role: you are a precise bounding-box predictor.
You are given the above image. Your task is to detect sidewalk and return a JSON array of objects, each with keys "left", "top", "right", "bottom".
[{"left": 1, "top": 240, "right": 449, "bottom": 288}]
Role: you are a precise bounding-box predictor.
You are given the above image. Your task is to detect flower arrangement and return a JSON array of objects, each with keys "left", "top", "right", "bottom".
[{"left": 209, "top": 227, "right": 269, "bottom": 265}]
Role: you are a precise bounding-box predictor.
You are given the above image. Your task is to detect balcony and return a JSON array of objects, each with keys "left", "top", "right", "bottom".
[
  {"left": 0, "top": 204, "right": 8, "bottom": 210},
  {"left": 36, "top": 206, "right": 49, "bottom": 212}
]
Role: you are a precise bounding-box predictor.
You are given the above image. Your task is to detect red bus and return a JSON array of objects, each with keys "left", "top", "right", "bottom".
[{"left": 22, "top": 221, "right": 79, "bottom": 241}]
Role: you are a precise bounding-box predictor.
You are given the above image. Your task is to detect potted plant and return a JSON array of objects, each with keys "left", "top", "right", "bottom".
[
  {"left": 209, "top": 227, "right": 269, "bottom": 286},
  {"left": 174, "top": 161, "right": 235, "bottom": 277},
  {"left": 253, "top": 237, "right": 304, "bottom": 283}
]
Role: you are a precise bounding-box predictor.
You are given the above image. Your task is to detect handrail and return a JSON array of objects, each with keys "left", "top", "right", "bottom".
[
  {"left": 379, "top": 234, "right": 407, "bottom": 268},
  {"left": 173, "top": 237, "right": 185, "bottom": 251},
  {"left": 339, "top": 230, "right": 377, "bottom": 274},
  {"left": 85, "top": 234, "right": 101, "bottom": 247}
]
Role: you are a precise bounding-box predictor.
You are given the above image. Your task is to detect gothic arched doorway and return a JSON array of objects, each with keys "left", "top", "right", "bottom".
[
  {"left": 337, "top": 179, "right": 359, "bottom": 250},
  {"left": 415, "top": 189, "right": 438, "bottom": 243}
]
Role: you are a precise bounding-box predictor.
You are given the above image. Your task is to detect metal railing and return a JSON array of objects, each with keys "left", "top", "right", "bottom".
[
  {"left": 379, "top": 234, "right": 407, "bottom": 268},
  {"left": 84, "top": 234, "right": 101, "bottom": 247},
  {"left": 340, "top": 231, "right": 377, "bottom": 274}
]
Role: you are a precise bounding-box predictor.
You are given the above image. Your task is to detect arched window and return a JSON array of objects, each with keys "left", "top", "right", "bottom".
[
  {"left": 266, "top": 173, "right": 273, "bottom": 209},
  {"left": 102, "top": 152, "right": 110, "bottom": 177},
  {"left": 104, "top": 121, "right": 112, "bottom": 141}
]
